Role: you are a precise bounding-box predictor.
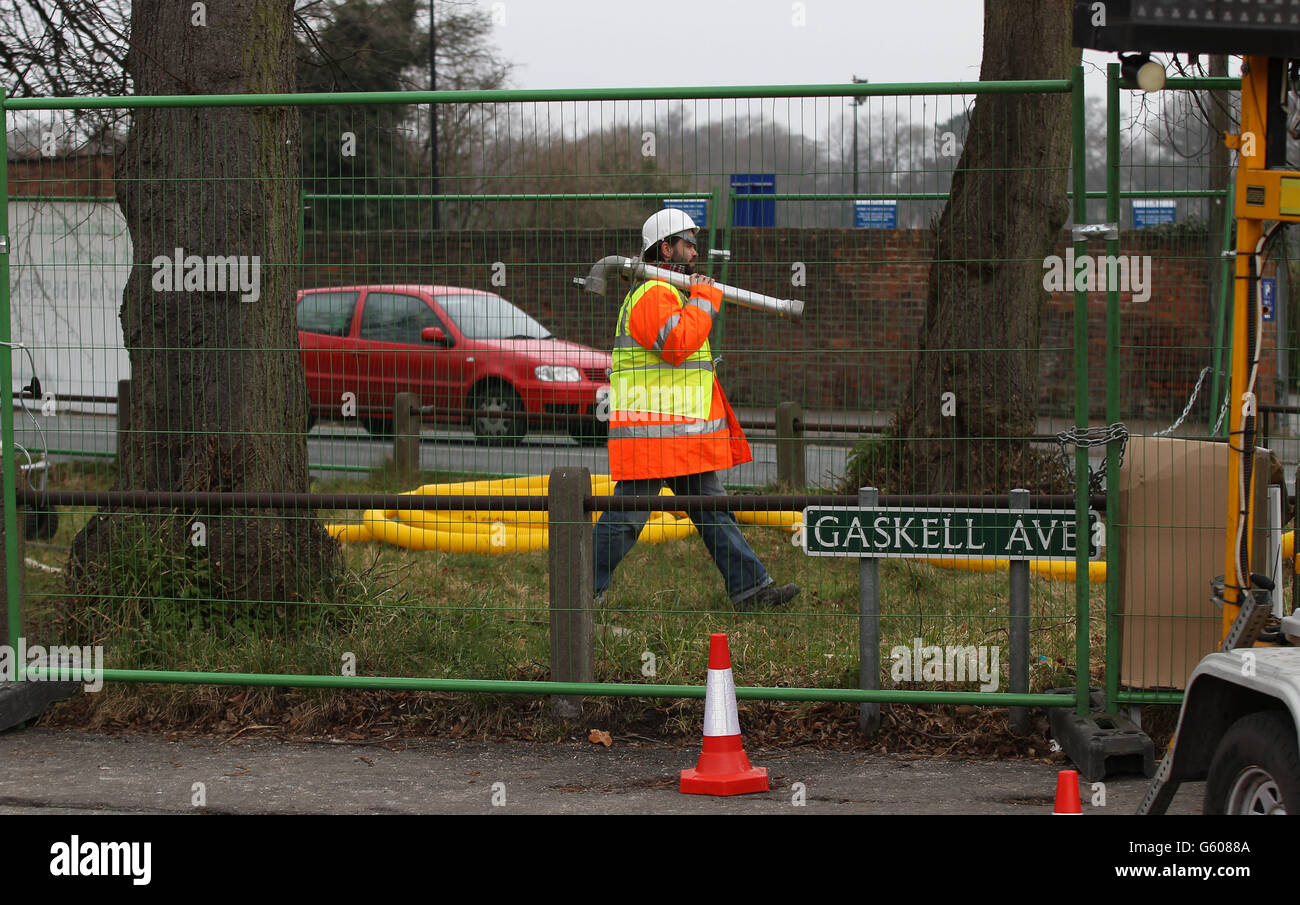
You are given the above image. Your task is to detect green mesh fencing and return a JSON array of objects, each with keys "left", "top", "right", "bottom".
[
  {"left": 1103, "top": 68, "right": 1269, "bottom": 706},
  {"left": 0, "top": 74, "right": 1175, "bottom": 717}
]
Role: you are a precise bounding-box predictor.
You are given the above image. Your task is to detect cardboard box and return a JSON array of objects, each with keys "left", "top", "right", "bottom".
[{"left": 1118, "top": 437, "right": 1275, "bottom": 690}]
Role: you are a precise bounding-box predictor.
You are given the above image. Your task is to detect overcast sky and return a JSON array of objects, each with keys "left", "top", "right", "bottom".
[{"left": 484, "top": 0, "right": 1215, "bottom": 95}]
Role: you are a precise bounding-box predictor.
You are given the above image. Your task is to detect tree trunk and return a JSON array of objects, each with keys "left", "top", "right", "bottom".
[
  {"left": 70, "top": 0, "right": 339, "bottom": 605},
  {"left": 892, "top": 0, "right": 1081, "bottom": 494}
]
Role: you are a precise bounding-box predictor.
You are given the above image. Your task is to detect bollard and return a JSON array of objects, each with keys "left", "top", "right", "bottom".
[
  {"left": 393, "top": 393, "right": 420, "bottom": 475},
  {"left": 1009, "top": 488, "right": 1030, "bottom": 736},
  {"left": 859, "top": 486, "right": 880, "bottom": 737},
  {"left": 116, "top": 378, "right": 131, "bottom": 460},
  {"left": 547, "top": 467, "right": 593, "bottom": 718},
  {"left": 775, "top": 401, "right": 805, "bottom": 489}
]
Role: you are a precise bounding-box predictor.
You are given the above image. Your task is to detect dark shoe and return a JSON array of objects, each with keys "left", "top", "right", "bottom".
[{"left": 736, "top": 583, "right": 800, "bottom": 612}]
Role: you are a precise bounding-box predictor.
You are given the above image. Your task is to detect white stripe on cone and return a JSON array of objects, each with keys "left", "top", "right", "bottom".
[{"left": 703, "top": 667, "right": 742, "bottom": 737}]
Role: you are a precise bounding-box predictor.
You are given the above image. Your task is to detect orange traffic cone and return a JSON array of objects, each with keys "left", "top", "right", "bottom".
[
  {"left": 680, "top": 633, "right": 769, "bottom": 796},
  {"left": 1053, "top": 769, "right": 1082, "bottom": 815}
]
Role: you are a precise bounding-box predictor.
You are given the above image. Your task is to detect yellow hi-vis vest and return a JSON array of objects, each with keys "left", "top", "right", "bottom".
[{"left": 609, "top": 279, "right": 715, "bottom": 425}]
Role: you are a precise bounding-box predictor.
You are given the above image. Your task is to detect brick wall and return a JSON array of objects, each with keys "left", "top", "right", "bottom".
[
  {"left": 7, "top": 155, "right": 114, "bottom": 198},
  {"left": 14, "top": 157, "right": 1264, "bottom": 424},
  {"left": 303, "top": 227, "right": 1260, "bottom": 422}
]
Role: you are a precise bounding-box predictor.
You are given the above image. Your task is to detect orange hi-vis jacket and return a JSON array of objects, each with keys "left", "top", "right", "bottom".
[{"left": 607, "top": 276, "right": 753, "bottom": 480}]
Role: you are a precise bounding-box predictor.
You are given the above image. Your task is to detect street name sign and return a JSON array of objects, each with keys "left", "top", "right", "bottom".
[{"left": 800, "top": 507, "right": 1100, "bottom": 559}]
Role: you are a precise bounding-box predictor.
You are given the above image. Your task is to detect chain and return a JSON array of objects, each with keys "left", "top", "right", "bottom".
[
  {"left": 1055, "top": 423, "right": 1129, "bottom": 496},
  {"left": 1212, "top": 388, "right": 1230, "bottom": 435},
  {"left": 1055, "top": 367, "right": 1230, "bottom": 494},
  {"left": 1154, "top": 366, "right": 1229, "bottom": 438}
]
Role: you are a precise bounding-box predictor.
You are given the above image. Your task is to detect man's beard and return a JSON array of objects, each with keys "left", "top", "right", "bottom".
[{"left": 667, "top": 258, "right": 696, "bottom": 275}]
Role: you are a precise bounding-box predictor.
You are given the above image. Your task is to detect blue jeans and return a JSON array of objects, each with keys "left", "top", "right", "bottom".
[{"left": 593, "top": 471, "right": 773, "bottom": 605}]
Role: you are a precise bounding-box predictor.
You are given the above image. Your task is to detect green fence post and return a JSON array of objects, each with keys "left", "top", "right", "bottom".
[
  {"left": 715, "top": 188, "right": 732, "bottom": 346},
  {"left": 708, "top": 185, "right": 724, "bottom": 348},
  {"left": 1009, "top": 489, "right": 1031, "bottom": 735},
  {"left": 718, "top": 189, "right": 733, "bottom": 290},
  {"left": 1071, "top": 65, "right": 1090, "bottom": 717},
  {"left": 858, "top": 486, "right": 880, "bottom": 737},
  {"left": 1105, "top": 63, "right": 1121, "bottom": 715},
  {"left": 1209, "top": 183, "right": 1236, "bottom": 436},
  {"left": 0, "top": 89, "right": 21, "bottom": 660},
  {"left": 707, "top": 186, "right": 720, "bottom": 257}
]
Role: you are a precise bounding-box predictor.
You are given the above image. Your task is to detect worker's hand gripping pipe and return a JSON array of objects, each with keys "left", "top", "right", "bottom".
[{"left": 573, "top": 255, "right": 805, "bottom": 322}]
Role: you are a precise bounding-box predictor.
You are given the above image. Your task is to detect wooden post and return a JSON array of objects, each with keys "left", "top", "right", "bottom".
[
  {"left": 776, "top": 401, "right": 805, "bottom": 489},
  {"left": 393, "top": 393, "right": 420, "bottom": 475},
  {"left": 548, "top": 466, "right": 593, "bottom": 718}
]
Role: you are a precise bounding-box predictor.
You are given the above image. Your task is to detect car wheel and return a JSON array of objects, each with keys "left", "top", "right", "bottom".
[
  {"left": 306, "top": 412, "right": 317, "bottom": 432},
  {"left": 361, "top": 416, "right": 393, "bottom": 438},
  {"left": 1204, "top": 710, "right": 1300, "bottom": 814},
  {"left": 568, "top": 417, "right": 608, "bottom": 447},
  {"left": 471, "top": 383, "right": 526, "bottom": 446}
]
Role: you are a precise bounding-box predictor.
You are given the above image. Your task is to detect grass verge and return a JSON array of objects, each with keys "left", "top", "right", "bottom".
[{"left": 22, "top": 461, "right": 1116, "bottom": 753}]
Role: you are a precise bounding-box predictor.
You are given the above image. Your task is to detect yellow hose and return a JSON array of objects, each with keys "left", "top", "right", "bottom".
[
  {"left": 327, "top": 478, "right": 1107, "bottom": 582},
  {"left": 736, "top": 509, "right": 802, "bottom": 530},
  {"left": 924, "top": 556, "right": 1107, "bottom": 583},
  {"left": 326, "top": 475, "right": 714, "bottom": 554},
  {"left": 328, "top": 481, "right": 1108, "bottom": 582}
]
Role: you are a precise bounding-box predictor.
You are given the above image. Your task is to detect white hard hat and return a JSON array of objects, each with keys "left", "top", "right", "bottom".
[{"left": 641, "top": 209, "right": 699, "bottom": 255}]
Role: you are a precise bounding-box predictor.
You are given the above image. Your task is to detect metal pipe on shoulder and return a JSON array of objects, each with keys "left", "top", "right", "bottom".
[{"left": 574, "top": 255, "right": 804, "bottom": 322}]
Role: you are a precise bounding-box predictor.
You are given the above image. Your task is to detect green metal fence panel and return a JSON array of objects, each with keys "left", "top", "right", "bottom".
[
  {"left": 4, "top": 78, "right": 1105, "bottom": 719},
  {"left": 1104, "top": 69, "right": 1249, "bottom": 705},
  {"left": 1, "top": 87, "right": 21, "bottom": 659}
]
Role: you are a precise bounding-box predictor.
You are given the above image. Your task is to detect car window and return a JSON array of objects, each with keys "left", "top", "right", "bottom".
[
  {"left": 436, "top": 293, "right": 552, "bottom": 340},
  {"left": 359, "top": 292, "right": 449, "bottom": 344},
  {"left": 297, "top": 291, "right": 359, "bottom": 337}
]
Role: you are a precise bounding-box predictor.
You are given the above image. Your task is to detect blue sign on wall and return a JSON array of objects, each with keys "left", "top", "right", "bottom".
[
  {"left": 1132, "top": 200, "right": 1177, "bottom": 228},
  {"left": 855, "top": 200, "right": 898, "bottom": 229},
  {"left": 1262, "top": 277, "right": 1276, "bottom": 322},
  {"left": 730, "top": 173, "right": 776, "bottom": 227},
  {"left": 662, "top": 199, "right": 707, "bottom": 228}
]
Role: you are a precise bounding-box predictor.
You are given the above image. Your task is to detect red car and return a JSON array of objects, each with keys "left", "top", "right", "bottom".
[{"left": 296, "top": 285, "right": 611, "bottom": 445}]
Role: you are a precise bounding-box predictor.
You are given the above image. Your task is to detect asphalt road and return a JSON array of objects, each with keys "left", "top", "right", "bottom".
[
  {"left": 0, "top": 727, "right": 1200, "bottom": 816},
  {"left": 12, "top": 410, "right": 855, "bottom": 488}
]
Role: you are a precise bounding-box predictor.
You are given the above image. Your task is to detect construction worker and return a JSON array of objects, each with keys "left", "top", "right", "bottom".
[{"left": 593, "top": 210, "right": 800, "bottom": 611}]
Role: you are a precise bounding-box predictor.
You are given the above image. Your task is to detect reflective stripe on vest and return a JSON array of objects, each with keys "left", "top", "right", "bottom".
[
  {"left": 610, "top": 279, "right": 714, "bottom": 421},
  {"left": 609, "top": 417, "right": 729, "bottom": 440}
]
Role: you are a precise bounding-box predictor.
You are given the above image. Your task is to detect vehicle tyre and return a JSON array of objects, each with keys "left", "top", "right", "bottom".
[
  {"left": 569, "top": 417, "right": 608, "bottom": 447},
  {"left": 361, "top": 416, "right": 394, "bottom": 439},
  {"left": 306, "top": 412, "right": 318, "bottom": 432},
  {"left": 1204, "top": 710, "right": 1300, "bottom": 814},
  {"left": 470, "top": 383, "right": 526, "bottom": 446}
]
